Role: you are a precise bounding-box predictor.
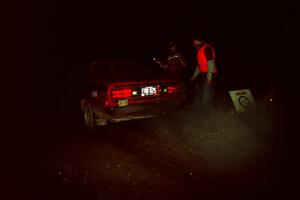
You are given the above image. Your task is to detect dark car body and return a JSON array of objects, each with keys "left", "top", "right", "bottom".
[{"left": 80, "top": 59, "right": 186, "bottom": 130}]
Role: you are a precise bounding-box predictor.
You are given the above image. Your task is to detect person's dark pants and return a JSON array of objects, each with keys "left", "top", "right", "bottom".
[{"left": 192, "top": 73, "right": 216, "bottom": 111}]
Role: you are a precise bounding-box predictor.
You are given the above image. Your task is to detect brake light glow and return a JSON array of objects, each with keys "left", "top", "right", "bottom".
[
  {"left": 167, "top": 86, "right": 177, "bottom": 94},
  {"left": 112, "top": 89, "right": 132, "bottom": 99}
]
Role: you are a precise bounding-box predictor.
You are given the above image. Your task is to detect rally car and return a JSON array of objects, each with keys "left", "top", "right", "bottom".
[{"left": 80, "top": 59, "right": 186, "bottom": 130}]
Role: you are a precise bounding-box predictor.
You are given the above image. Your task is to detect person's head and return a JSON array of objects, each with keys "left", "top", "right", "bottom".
[
  {"left": 191, "top": 33, "right": 205, "bottom": 49},
  {"left": 167, "top": 41, "right": 179, "bottom": 54},
  {"left": 192, "top": 39, "right": 204, "bottom": 49}
]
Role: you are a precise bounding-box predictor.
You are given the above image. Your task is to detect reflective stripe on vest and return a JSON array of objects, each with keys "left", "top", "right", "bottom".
[{"left": 197, "top": 43, "right": 217, "bottom": 73}]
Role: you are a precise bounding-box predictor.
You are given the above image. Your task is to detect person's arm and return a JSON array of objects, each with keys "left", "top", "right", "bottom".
[
  {"left": 153, "top": 58, "right": 168, "bottom": 69},
  {"left": 190, "top": 66, "right": 200, "bottom": 82},
  {"left": 178, "top": 56, "right": 187, "bottom": 68},
  {"left": 173, "top": 53, "right": 187, "bottom": 68},
  {"left": 207, "top": 60, "right": 215, "bottom": 83},
  {"left": 204, "top": 47, "right": 215, "bottom": 83}
]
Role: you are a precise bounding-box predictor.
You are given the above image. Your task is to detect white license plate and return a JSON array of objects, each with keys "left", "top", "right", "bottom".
[
  {"left": 118, "top": 99, "right": 128, "bottom": 107},
  {"left": 141, "top": 86, "right": 157, "bottom": 96}
]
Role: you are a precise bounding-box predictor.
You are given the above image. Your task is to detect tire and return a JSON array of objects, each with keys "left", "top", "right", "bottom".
[
  {"left": 96, "top": 111, "right": 108, "bottom": 126},
  {"left": 82, "top": 100, "right": 95, "bottom": 131}
]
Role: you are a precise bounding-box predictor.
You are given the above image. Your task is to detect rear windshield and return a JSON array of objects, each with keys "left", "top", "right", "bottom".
[{"left": 89, "top": 59, "right": 164, "bottom": 82}]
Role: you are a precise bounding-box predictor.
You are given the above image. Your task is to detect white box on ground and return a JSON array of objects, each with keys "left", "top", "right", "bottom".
[{"left": 229, "top": 89, "right": 255, "bottom": 112}]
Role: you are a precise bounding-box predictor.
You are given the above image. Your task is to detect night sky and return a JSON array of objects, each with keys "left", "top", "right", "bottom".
[{"left": 9, "top": 0, "right": 298, "bottom": 98}]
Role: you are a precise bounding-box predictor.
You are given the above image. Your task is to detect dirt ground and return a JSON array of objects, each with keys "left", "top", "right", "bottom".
[{"left": 9, "top": 92, "right": 293, "bottom": 200}]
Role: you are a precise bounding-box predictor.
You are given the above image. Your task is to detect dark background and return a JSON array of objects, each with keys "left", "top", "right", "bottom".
[
  {"left": 5, "top": 0, "right": 297, "bottom": 140},
  {"left": 4, "top": 1, "right": 299, "bottom": 199},
  {"left": 11, "top": 0, "right": 297, "bottom": 92}
]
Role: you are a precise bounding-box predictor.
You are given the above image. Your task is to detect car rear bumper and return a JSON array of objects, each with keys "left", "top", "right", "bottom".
[
  {"left": 93, "top": 101, "right": 180, "bottom": 125},
  {"left": 108, "top": 113, "right": 160, "bottom": 123}
]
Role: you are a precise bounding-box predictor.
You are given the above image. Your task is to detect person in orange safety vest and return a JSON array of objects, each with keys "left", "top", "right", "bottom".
[{"left": 190, "top": 37, "right": 218, "bottom": 110}]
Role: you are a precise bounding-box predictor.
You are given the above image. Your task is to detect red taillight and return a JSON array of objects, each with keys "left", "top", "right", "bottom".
[
  {"left": 112, "top": 89, "right": 132, "bottom": 99},
  {"left": 167, "top": 86, "right": 178, "bottom": 94}
]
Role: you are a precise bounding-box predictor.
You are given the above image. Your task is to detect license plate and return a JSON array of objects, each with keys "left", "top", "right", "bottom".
[
  {"left": 118, "top": 99, "right": 128, "bottom": 107},
  {"left": 141, "top": 86, "right": 157, "bottom": 96}
]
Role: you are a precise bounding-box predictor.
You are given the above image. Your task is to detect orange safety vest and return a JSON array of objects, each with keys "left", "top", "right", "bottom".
[{"left": 197, "top": 43, "right": 217, "bottom": 73}]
